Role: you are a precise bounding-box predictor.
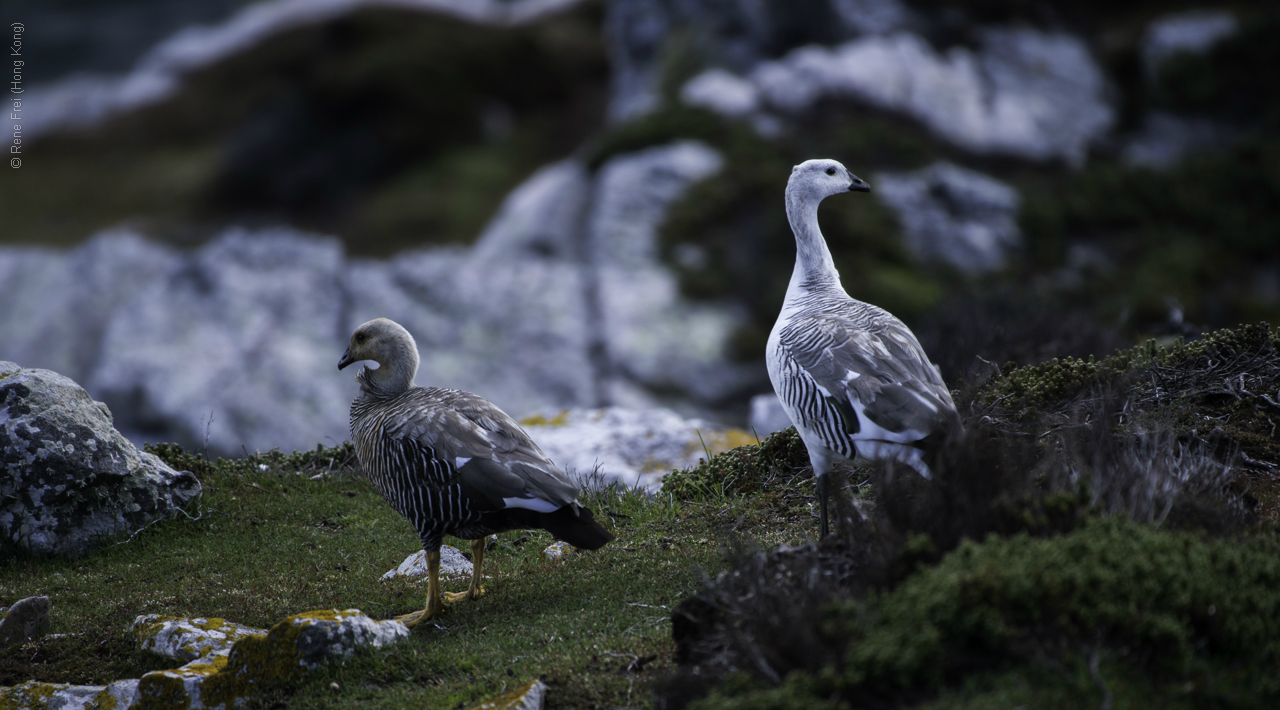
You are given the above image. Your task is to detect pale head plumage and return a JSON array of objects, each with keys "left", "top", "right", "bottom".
[
  {"left": 786, "top": 158, "right": 871, "bottom": 205},
  {"left": 338, "top": 317, "right": 420, "bottom": 397}
]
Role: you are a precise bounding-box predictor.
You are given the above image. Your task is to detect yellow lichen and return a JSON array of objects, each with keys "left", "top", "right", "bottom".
[
  {"left": 518, "top": 410, "right": 570, "bottom": 427},
  {"left": 469, "top": 680, "right": 544, "bottom": 710}
]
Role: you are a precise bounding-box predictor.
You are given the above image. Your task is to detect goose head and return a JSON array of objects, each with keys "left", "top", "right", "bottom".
[
  {"left": 786, "top": 158, "right": 870, "bottom": 204},
  {"left": 339, "top": 318, "right": 419, "bottom": 395}
]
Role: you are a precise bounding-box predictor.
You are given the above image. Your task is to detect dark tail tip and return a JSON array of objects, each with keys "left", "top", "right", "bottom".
[{"left": 542, "top": 504, "right": 614, "bottom": 551}]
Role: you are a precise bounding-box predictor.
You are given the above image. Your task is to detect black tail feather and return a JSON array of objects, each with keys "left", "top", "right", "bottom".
[{"left": 504, "top": 504, "right": 614, "bottom": 550}]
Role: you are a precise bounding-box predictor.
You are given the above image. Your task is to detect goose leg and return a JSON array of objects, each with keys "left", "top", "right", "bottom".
[
  {"left": 442, "top": 538, "right": 486, "bottom": 603},
  {"left": 396, "top": 549, "right": 448, "bottom": 627},
  {"left": 816, "top": 473, "right": 830, "bottom": 540}
]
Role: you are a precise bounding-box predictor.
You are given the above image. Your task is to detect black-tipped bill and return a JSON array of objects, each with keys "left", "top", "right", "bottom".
[
  {"left": 338, "top": 349, "right": 356, "bottom": 371},
  {"left": 848, "top": 174, "right": 871, "bottom": 193}
]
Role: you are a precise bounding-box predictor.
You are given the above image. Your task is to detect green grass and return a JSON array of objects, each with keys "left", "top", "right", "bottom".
[{"left": 0, "top": 447, "right": 819, "bottom": 708}]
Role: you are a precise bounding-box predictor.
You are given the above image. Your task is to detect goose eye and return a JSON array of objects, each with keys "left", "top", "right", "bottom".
[
  {"left": 825, "top": 167, "right": 836, "bottom": 176},
  {"left": 356, "top": 333, "right": 367, "bottom": 343}
]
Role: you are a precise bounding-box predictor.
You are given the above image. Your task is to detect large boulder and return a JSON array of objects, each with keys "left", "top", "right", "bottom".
[{"left": 0, "top": 362, "right": 202, "bottom": 558}]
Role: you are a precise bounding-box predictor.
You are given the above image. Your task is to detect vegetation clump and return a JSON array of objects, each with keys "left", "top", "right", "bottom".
[
  {"left": 659, "top": 323, "right": 1279, "bottom": 709},
  {"left": 660, "top": 427, "right": 811, "bottom": 501}
]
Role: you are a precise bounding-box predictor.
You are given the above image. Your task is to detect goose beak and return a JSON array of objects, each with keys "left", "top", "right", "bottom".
[
  {"left": 848, "top": 173, "right": 871, "bottom": 193},
  {"left": 338, "top": 348, "right": 356, "bottom": 370}
]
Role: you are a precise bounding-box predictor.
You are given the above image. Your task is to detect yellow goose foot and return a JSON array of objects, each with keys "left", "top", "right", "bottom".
[
  {"left": 395, "top": 595, "right": 450, "bottom": 627},
  {"left": 441, "top": 538, "right": 488, "bottom": 605}
]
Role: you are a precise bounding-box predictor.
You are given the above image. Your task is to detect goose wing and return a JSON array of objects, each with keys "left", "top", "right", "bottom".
[
  {"left": 777, "top": 310, "right": 954, "bottom": 451},
  {"left": 386, "top": 388, "right": 580, "bottom": 511}
]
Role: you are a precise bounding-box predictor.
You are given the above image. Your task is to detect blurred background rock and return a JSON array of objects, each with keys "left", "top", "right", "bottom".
[{"left": 1, "top": 0, "right": 1276, "bottom": 461}]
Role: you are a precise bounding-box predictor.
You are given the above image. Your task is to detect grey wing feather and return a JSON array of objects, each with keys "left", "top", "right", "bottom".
[
  {"left": 386, "top": 388, "right": 580, "bottom": 508},
  {"left": 782, "top": 310, "right": 954, "bottom": 440}
]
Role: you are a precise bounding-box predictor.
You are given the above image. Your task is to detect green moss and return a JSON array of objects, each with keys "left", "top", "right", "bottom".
[
  {"left": 144, "top": 441, "right": 359, "bottom": 481},
  {"left": 662, "top": 427, "right": 810, "bottom": 501}
]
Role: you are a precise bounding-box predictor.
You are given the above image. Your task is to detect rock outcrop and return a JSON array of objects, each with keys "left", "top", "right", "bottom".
[
  {"left": 0, "top": 361, "right": 202, "bottom": 558},
  {"left": 2, "top": 142, "right": 742, "bottom": 464},
  {"left": 0, "top": 609, "right": 409, "bottom": 709},
  {"left": 874, "top": 162, "right": 1021, "bottom": 273},
  {"left": 683, "top": 28, "right": 1114, "bottom": 165}
]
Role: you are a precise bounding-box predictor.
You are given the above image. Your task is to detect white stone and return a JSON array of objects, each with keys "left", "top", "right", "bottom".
[
  {"left": 380, "top": 546, "right": 474, "bottom": 581},
  {"left": 543, "top": 541, "right": 574, "bottom": 561},
  {"left": 874, "top": 162, "right": 1021, "bottom": 273}
]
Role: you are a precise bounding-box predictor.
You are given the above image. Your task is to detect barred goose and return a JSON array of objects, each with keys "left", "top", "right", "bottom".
[
  {"left": 339, "top": 318, "right": 613, "bottom": 626},
  {"left": 767, "top": 159, "right": 959, "bottom": 538}
]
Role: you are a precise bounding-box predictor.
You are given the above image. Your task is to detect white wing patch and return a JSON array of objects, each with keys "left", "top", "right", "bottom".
[
  {"left": 850, "top": 397, "right": 929, "bottom": 444},
  {"left": 455, "top": 456, "right": 472, "bottom": 469},
  {"left": 502, "top": 496, "right": 560, "bottom": 513}
]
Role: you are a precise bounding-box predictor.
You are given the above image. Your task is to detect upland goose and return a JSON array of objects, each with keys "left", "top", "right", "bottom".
[
  {"left": 767, "top": 159, "right": 959, "bottom": 538},
  {"left": 339, "top": 318, "right": 613, "bottom": 626}
]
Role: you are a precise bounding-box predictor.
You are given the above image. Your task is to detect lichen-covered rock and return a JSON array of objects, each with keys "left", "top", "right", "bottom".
[
  {"left": 543, "top": 541, "right": 574, "bottom": 561},
  {"left": 135, "top": 609, "right": 408, "bottom": 709},
  {"left": 133, "top": 614, "right": 267, "bottom": 663},
  {"left": 874, "top": 162, "right": 1021, "bottom": 273},
  {"left": 469, "top": 678, "right": 547, "bottom": 710},
  {"left": 0, "top": 678, "right": 138, "bottom": 710},
  {"left": 0, "top": 596, "right": 51, "bottom": 648},
  {"left": 0, "top": 362, "right": 202, "bottom": 558},
  {"left": 520, "top": 407, "right": 754, "bottom": 489},
  {"left": 380, "top": 546, "right": 474, "bottom": 581}
]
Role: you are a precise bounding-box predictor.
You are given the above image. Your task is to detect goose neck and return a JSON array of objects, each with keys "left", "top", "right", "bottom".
[{"left": 785, "top": 188, "right": 839, "bottom": 285}]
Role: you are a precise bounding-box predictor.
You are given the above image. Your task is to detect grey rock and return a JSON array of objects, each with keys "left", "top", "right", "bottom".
[
  {"left": 133, "top": 613, "right": 267, "bottom": 662},
  {"left": 590, "top": 142, "right": 756, "bottom": 406},
  {"left": 9, "top": 0, "right": 590, "bottom": 140},
  {"left": 0, "top": 229, "right": 177, "bottom": 385},
  {"left": 0, "top": 679, "right": 136, "bottom": 710},
  {"left": 91, "top": 227, "right": 356, "bottom": 455},
  {"left": 605, "top": 0, "right": 876, "bottom": 121},
  {"left": 470, "top": 678, "right": 547, "bottom": 710},
  {"left": 0, "top": 596, "right": 50, "bottom": 648},
  {"left": 521, "top": 407, "right": 749, "bottom": 490},
  {"left": 379, "top": 546, "right": 474, "bottom": 581},
  {"left": 291, "top": 609, "right": 410, "bottom": 670},
  {"left": 0, "top": 362, "right": 202, "bottom": 558},
  {"left": 543, "top": 541, "right": 574, "bottom": 560},
  {"left": 698, "top": 28, "right": 1113, "bottom": 164},
  {"left": 1142, "top": 10, "right": 1238, "bottom": 80},
  {"left": 874, "top": 162, "right": 1021, "bottom": 273},
  {"left": 2, "top": 144, "right": 742, "bottom": 459}
]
